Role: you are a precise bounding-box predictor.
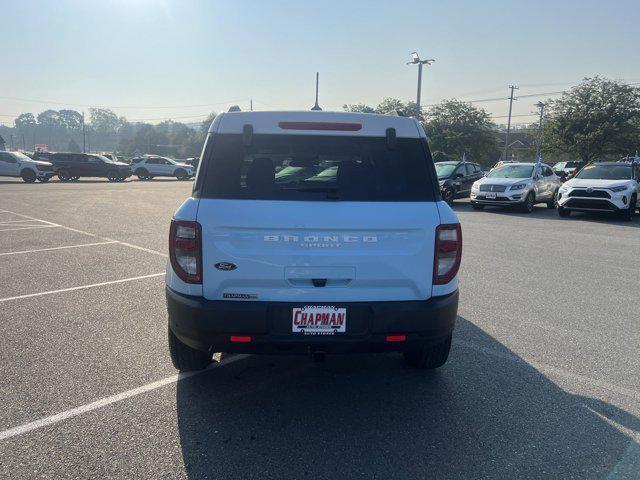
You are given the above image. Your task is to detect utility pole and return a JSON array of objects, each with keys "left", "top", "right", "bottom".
[
  {"left": 21, "top": 133, "right": 26, "bottom": 151},
  {"left": 10, "top": 134, "right": 14, "bottom": 150},
  {"left": 535, "top": 101, "right": 546, "bottom": 159},
  {"left": 311, "top": 72, "right": 322, "bottom": 111},
  {"left": 502, "top": 85, "right": 519, "bottom": 161},
  {"left": 407, "top": 52, "right": 435, "bottom": 120},
  {"left": 82, "top": 112, "right": 86, "bottom": 153},
  {"left": 250, "top": 99, "right": 253, "bottom": 111}
]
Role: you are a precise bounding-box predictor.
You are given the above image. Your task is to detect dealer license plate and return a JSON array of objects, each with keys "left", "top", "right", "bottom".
[
  {"left": 292, "top": 306, "right": 346, "bottom": 335},
  {"left": 485, "top": 192, "right": 497, "bottom": 199}
]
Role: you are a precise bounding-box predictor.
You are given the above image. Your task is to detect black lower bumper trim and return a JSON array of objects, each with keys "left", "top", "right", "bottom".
[{"left": 166, "top": 287, "right": 458, "bottom": 354}]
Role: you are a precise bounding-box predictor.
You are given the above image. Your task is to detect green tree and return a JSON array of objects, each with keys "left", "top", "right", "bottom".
[
  {"left": 89, "top": 108, "right": 121, "bottom": 133},
  {"left": 58, "top": 110, "right": 83, "bottom": 130},
  {"left": 200, "top": 112, "right": 217, "bottom": 135},
  {"left": 342, "top": 103, "right": 376, "bottom": 114},
  {"left": 542, "top": 77, "right": 640, "bottom": 162},
  {"left": 426, "top": 99, "right": 497, "bottom": 165},
  {"left": 37, "top": 110, "right": 61, "bottom": 127},
  {"left": 14, "top": 113, "right": 37, "bottom": 129}
]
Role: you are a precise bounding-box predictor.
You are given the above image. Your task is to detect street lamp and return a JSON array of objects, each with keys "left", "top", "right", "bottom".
[{"left": 407, "top": 52, "right": 435, "bottom": 119}]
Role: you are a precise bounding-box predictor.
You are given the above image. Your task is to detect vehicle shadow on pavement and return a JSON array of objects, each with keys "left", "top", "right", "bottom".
[{"left": 175, "top": 317, "right": 639, "bottom": 479}]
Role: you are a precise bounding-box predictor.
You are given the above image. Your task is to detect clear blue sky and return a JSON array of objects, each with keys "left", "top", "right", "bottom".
[{"left": 1, "top": 0, "right": 639, "bottom": 126}]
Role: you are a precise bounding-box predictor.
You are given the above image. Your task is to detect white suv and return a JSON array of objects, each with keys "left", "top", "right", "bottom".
[
  {"left": 470, "top": 162, "right": 562, "bottom": 212},
  {"left": 0, "top": 151, "right": 55, "bottom": 183},
  {"left": 131, "top": 156, "right": 194, "bottom": 181},
  {"left": 557, "top": 162, "right": 638, "bottom": 221},
  {"left": 165, "top": 111, "right": 461, "bottom": 371}
]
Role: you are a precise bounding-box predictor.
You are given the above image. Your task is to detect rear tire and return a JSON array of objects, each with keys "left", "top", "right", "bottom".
[
  {"left": 168, "top": 327, "right": 212, "bottom": 371},
  {"left": 135, "top": 168, "right": 150, "bottom": 181},
  {"left": 403, "top": 335, "right": 452, "bottom": 369},
  {"left": 107, "top": 170, "right": 119, "bottom": 182},
  {"left": 38, "top": 176, "right": 50, "bottom": 183},
  {"left": 58, "top": 169, "right": 71, "bottom": 182},
  {"left": 21, "top": 169, "right": 37, "bottom": 183},
  {"left": 558, "top": 206, "right": 571, "bottom": 217},
  {"left": 175, "top": 169, "right": 188, "bottom": 181}
]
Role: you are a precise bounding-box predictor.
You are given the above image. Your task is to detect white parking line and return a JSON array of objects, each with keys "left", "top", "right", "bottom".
[
  {"left": 0, "top": 220, "right": 45, "bottom": 225},
  {"left": 0, "top": 209, "right": 167, "bottom": 258},
  {"left": 0, "top": 225, "right": 59, "bottom": 232},
  {"left": 0, "top": 241, "right": 119, "bottom": 257},
  {"left": 0, "top": 355, "right": 247, "bottom": 441},
  {"left": 0, "top": 272, "right": 165, "bottom": 303}
]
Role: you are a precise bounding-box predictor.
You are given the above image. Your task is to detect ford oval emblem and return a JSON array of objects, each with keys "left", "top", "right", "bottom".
[{"left": 215, "top": 262, "right": 237, "bottom": 271}]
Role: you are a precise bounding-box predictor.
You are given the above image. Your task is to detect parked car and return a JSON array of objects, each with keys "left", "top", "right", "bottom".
[
  {"left": 0, "top": 151, "right": 55, "bottom": 183},
  {"left": 552, "top": 161, "right": 585, "bottom": 180},
  {"left": 185, "top": 157, "right": 200, "bottom": 169},
  {"left": 49, "top": 153, "right": 131, "bottom": 182},
  {"left": 556, "top": 162, "right": 639, "bottom": 221},
  {"left": 435, "top": 160, "right": 484, "bottom": 204},
  {"left": 130, "top": 156, "right": 194, "bottom": 180},
  {"left": 470, "top": 162, "right": 562, "bottom": 212},
  {"left": 166, "top": 110, "right": 461, "bottom": 371}
]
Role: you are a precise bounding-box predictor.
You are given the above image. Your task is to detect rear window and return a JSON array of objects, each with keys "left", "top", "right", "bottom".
[{"left": 199, "top": 134, "right": 436, "bottom": 201}]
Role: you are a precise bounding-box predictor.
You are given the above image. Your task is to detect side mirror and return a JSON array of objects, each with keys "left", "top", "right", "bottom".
[{"left": 454, "top": 173, "right": 464, "bottom": 179}]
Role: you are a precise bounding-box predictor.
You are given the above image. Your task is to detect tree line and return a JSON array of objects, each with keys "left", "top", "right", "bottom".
[{"left": 1, "top": 77, "right": 638, "bottom": 165}]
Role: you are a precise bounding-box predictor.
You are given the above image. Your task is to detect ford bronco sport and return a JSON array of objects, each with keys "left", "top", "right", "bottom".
[{"left": 166, "top": 111, "right": 461, "bottom": 371}]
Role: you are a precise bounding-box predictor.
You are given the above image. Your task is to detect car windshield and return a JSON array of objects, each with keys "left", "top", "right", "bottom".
[
  {"left": 575, "top": 164, "right": 632, "bottom": 180},
  {"left": 201, "top": 133, "right": 436, "bottom": 201},
  {"left": 13, "top": 152, "right": 34, "bottom": 162},
  {"left": 487, "top": 165, "right": 534, "bottom": 178},
  {"left": 90, "top": 155, "right": 113, "bottom": 163},
  {"left": 566, "top": 161, "right": 583, "bottom": 168},
  {"left": 434, "top": 163, "right": 457, "bottom": 178}
]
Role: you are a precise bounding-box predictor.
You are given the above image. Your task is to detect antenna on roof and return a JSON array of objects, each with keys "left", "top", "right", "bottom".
[{"left": 311, "top": 72, "right": 322, "bottom": 111}]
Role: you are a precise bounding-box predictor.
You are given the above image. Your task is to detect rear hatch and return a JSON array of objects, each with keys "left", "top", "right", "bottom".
[{"left": 196, "top": 129, "right": 441, "bottom": 303}]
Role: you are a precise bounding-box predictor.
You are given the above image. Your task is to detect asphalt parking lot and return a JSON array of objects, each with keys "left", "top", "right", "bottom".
[{"left": 0, "top": 178, "right": 639, "bottom": 479}]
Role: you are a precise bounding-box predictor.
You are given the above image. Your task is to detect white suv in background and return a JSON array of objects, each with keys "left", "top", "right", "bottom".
[
  {"left": 557, "top": 162, "right": 638, "bottom": 221},
  {"left": 131, "top": 155, "right": 194, "bottom": 181},
  {"left": 0, "top": 151, "right": 55, "bottom": 183},
  {"left": 470, "top": 162, "right": 561, "bottom": 213}
]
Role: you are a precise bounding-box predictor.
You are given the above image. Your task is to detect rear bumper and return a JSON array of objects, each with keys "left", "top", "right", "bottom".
[{"left": 166, "top": 287, "right": 458, "bottom": 354}]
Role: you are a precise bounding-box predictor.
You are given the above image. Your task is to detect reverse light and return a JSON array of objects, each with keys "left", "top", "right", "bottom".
[
  {"left": 169, "top": 220, "right": 202, "bottom": 284},
  {"left": 433, "top": 223, "right": 462, "bottom": 285}
]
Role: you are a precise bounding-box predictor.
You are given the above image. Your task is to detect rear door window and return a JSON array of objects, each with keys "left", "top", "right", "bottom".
[{"left": 200, "top": 134, "right": 436, "bottom": 201}]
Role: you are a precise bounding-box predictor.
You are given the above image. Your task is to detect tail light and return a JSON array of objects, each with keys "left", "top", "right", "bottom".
[
  {"left": 433, "top": 223, "right": 462, "bottom": 285},
  {"left": 169, "top": 220, "right": 202, "bottom": 283}
]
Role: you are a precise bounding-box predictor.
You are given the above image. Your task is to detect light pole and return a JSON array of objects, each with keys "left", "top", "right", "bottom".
[
  {"left": 407, "top": 52, "right": 434, "bottom": 120},
  {"left": 502, "top": 85, "right": 519, "bottom": 161},
  {"left": 535, "top": 101, "right": 546, "bottom": 159}
]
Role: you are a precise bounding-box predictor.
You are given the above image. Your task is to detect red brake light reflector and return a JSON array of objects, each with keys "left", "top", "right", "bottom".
[
  {"left": 169, "top": 220, "right": 202, "bottom": 284},
  {"left": 386, "top": 335, "right": 406, "bottom": 342},
  {"left": 278, "top": 121, "right": 362, "bottom": 131},
  {"left": 230, "top": 336, "right": 251, "bottom": 343}
]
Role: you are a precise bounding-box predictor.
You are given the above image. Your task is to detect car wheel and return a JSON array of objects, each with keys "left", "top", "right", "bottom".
[
  {"left": 620, "top": 195, "right": 636, "bottom": 222},
  {"left": 71, "top": 176, "right": 80, "bottom": 182},
  {"left": 58, "top": 169, "right": 71, "bottom": 182},
  {"left": 38, "top": 176, "right": 50, "bottom": 183},
  {"left": 107, "top": 170, "right": 119, "bottom": 182},
  {"left": 471, "top": 202, "right": 484, "bottom": 210},
  {"left": 522, "top": 192, "right": 535, "bottom": 213},
  {"left": 168, "top": 327, "right": 213, "bottom": 371},
  {"left": 21, "top": 169, "right": 37, "bottom": 183},
  {"left": 441, "top": 187, "right": 454, "bottom": 205},
  {"left": 558, "top": 206, "right": 571, "bottom": 217},
  {"left": 547, "top": 190, "right": 558, "bottom": 209},
  {"left": 403, "top": 335, "right": 452, "bottom": 369},
  {"left": 175, "top": 169, "right": 188, "bottom": 181},
  {"left": 135, "top": 168, "right": 150, "bottom": 180}
]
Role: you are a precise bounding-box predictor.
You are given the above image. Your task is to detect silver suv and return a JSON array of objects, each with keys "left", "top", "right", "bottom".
[{"left": 470, "top": 162, "right": 562, "bottom": 213}]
